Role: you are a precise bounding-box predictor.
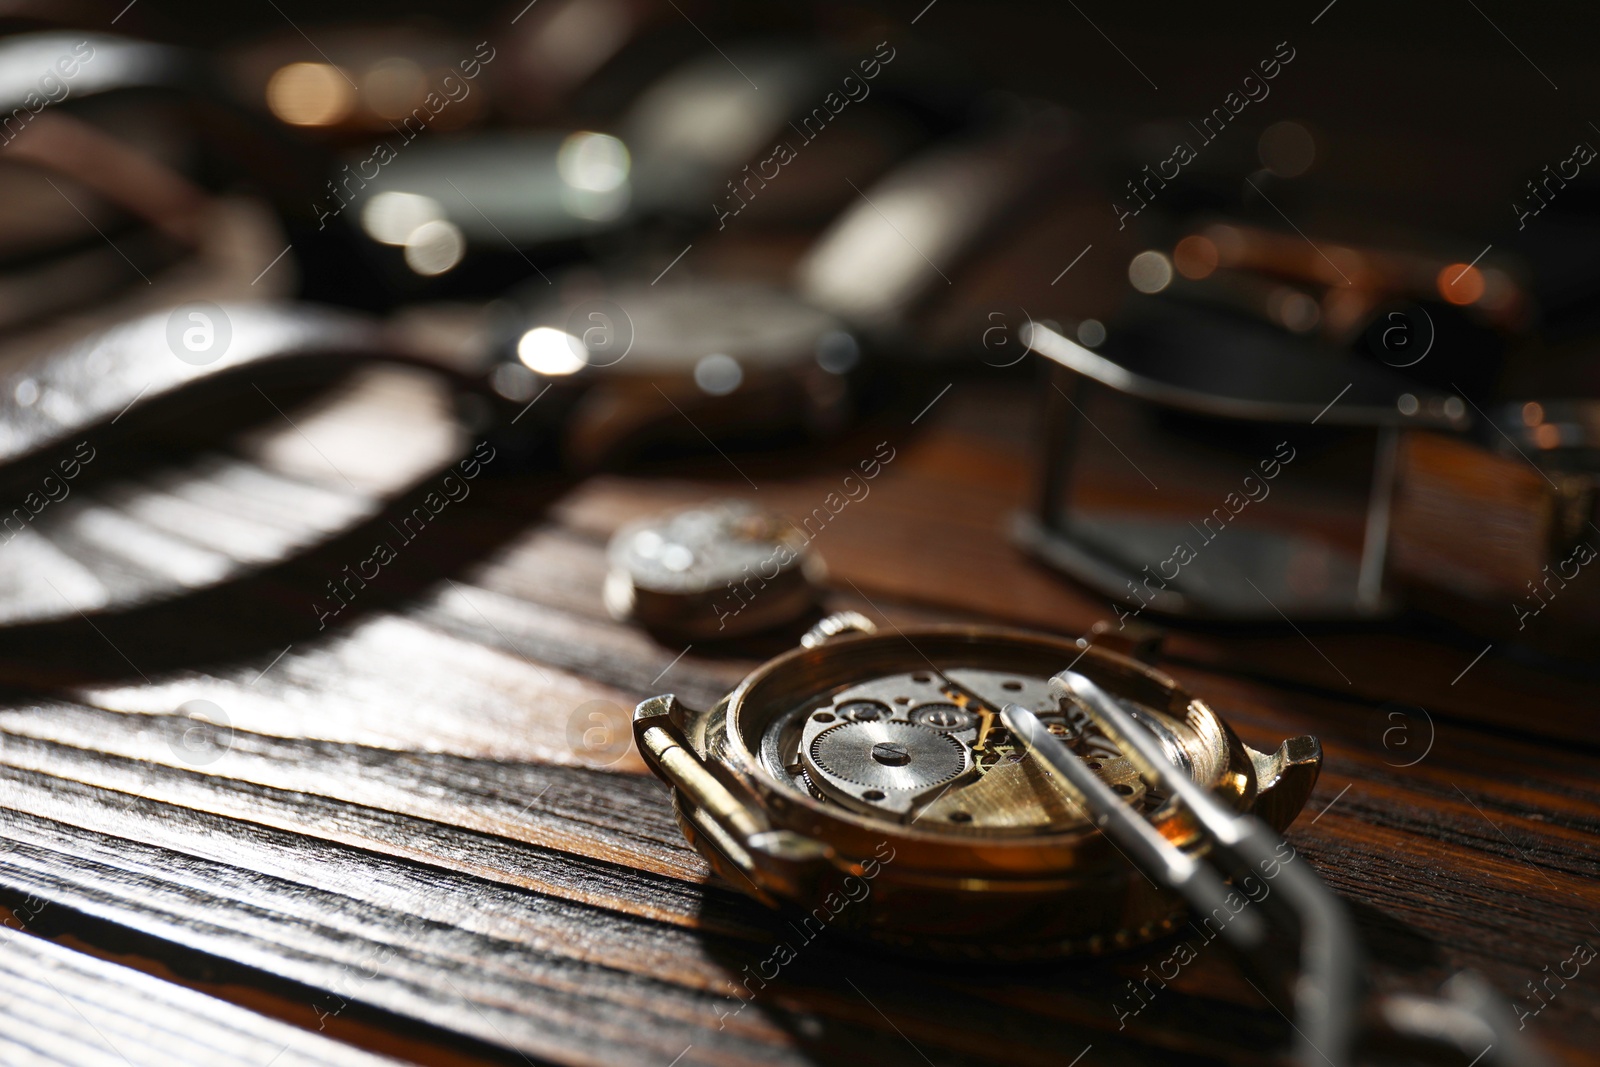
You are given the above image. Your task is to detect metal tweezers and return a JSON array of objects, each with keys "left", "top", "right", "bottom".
[{"left": 1002, "top": 672, "right": 1554, "bottom": 1067}]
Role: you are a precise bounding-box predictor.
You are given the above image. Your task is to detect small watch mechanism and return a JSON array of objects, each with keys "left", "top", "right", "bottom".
[
  {"left": 604, "top": 500, "right": 824, "bottom": 639},
  {"left": 767, "top": 667, "right": 1167, "bottom": 829}
]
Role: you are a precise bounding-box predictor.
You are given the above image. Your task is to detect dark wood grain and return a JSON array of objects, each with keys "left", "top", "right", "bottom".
[
  {"left": 0, "top": 376, "right": 1596, "bottom": 1067},
  {"left": 0, "top": 923, "right": 403, "bottom": 1066}
]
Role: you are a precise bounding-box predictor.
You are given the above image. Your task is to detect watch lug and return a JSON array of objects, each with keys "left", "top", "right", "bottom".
[
  {"left": 1246, "top": 735, "right": 1323, "bottom": 832},
  {"left": 749, "top": 830, "right": 832, "bottom": 864},
  {"left": 635, "top": 693, "right": 694, "bottom": 732},
  {"left": 634, "top": 694, "right": 766, "bottom": 844},
  {"left": 635, "top": 695, "right": 834, "bottom": 901}
]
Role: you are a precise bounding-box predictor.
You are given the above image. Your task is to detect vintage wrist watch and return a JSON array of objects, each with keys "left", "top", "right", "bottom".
[
  {"left": 338, "top": 39, "right": 972, "bottom": 301},
  {"left": 633, "top": 612, "right": 1321, "bottom": 958},
  {"left": 496, "top": 280, "right": 861, "bottom": 470},
  {"left": 635, "top": 614, "right": 1556, "bottom": 1065},
  {"left": 482, "top": 109, "right": 1085, "bottom": 466}
]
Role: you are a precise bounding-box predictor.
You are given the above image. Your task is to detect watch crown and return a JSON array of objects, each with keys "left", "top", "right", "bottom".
[{"left": 800, "top": 610, "right": 877, "bottom": 647}]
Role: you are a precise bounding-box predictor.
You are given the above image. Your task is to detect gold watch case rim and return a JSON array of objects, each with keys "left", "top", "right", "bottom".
[
  {"left": 714, "top": 625, "right": 1250, "bottom": 859},
  {"left": 635, "top": 622, "right": 1321, "bottom": 957}
]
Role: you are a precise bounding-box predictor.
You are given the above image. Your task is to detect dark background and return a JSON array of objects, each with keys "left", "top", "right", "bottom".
[{"left": 105, "top": 0, "right": 1598, "bottom": 236}]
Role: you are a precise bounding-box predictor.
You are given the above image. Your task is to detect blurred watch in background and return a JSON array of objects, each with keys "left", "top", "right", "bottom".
[{"left": 476, "top": 105, "right": 1098, "bottom": 468}]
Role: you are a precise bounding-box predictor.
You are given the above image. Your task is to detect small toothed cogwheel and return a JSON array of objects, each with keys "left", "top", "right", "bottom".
[
  {"left": 808, "top": 720, "right": 966, "bottom": 794},
  {"left": 634, "top": 614, "right": 1322, "bottom": 959}
]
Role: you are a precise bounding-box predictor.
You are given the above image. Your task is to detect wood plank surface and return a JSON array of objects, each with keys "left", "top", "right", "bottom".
[
  {"left": 0, "top": 925, "right": 404, "bottom": 1067},
  {"left": 0, "top": 374, "right": 1596, "bottom": 1066}
]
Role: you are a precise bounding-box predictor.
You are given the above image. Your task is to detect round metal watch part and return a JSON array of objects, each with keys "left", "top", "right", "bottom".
[
  {"left": 604, "top": 499, "right": 824, "bottom": 639},
  {"left": 808, "top": 720, "right": 966, "bottom": 793},
  {"left": 633, "top": 618, "right": 1322, "bottom": 959},
  {"left": 909, "top": 703, "right": 975, "bottom": 730}
]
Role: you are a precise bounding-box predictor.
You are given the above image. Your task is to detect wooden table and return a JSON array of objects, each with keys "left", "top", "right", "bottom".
[{"left": 0, "top": 366, "right": 1595, "bottom": 1067}]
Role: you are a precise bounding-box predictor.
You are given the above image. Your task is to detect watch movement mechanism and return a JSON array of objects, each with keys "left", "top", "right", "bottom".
[
  {"left": 807, "top": 720, "right": 966, "bottom": 807},
  {"left": 764, "top": 667, "right": 1160, "bottom": 829}
]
